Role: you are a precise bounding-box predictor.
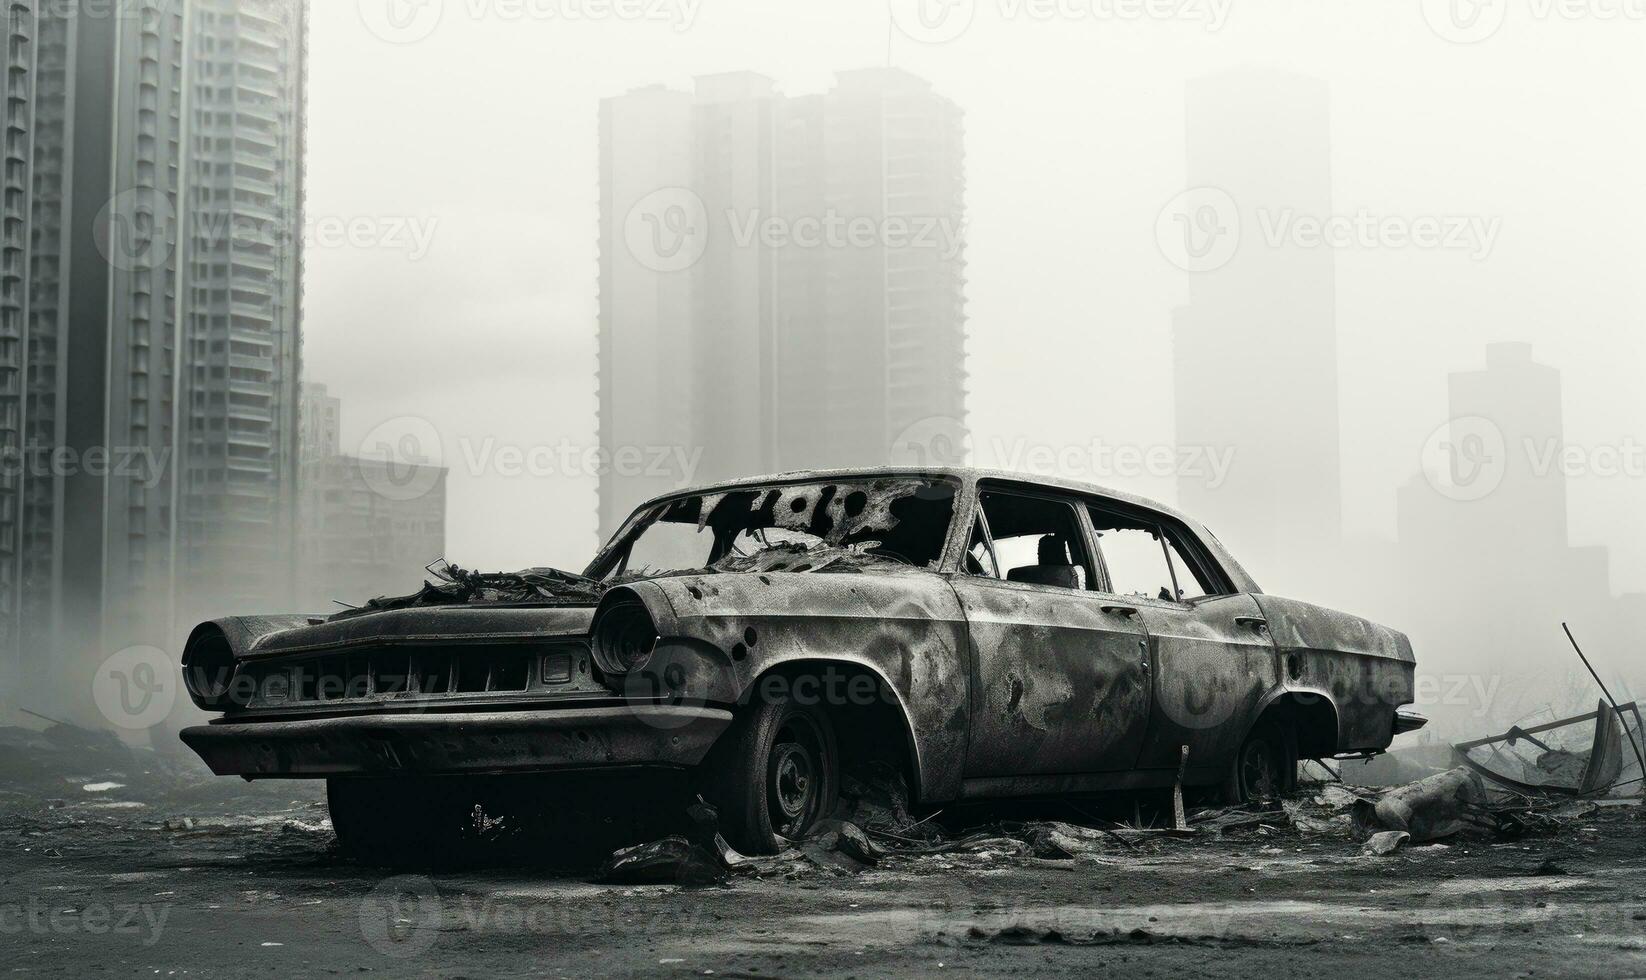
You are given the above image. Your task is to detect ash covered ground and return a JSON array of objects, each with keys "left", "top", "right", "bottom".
[{"left": 3, "top": 732, "right": 1646, "bottom": 978}]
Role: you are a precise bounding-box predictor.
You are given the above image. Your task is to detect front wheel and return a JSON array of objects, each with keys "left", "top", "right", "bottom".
[
  {"left": 1224, "top": 721, "right": 1296, "bottom": 805},
  {"left": 699, "top": 693, "right": 839, "bottom": 855},
  {"left": 327, "top": 776, "right": 460, "bottom": 864}
]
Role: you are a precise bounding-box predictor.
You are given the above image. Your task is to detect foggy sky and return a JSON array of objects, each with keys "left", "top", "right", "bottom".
[{"left": 303, "top": 0, "right": 1646, "bottom": 598}]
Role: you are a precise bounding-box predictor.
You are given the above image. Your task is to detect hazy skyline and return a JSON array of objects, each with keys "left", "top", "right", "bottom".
[{"left": 305, "top": 2, "right": 1646, "bottom": 600}]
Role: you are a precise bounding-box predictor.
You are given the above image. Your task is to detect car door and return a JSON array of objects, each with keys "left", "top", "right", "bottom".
[
  {"left": 955, "top": 485, "right": 1153, "bottom": 778},
  {"left": 1085, "top": 501, "right": 1279, "bottom": 776}
]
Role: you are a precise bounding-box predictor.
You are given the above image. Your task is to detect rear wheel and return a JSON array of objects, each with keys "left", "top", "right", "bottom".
[
  {"left": 700, "top": 692, "right": 839, "bottom": 855},
  {"left": 1224, "top": 721, "right": 1296, "bottom": 804}
]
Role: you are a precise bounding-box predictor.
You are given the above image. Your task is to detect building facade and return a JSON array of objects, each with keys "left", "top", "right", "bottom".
[
  {"left": 0, "top": 0, "right": 307, "bottom": 706},
  {"left": 596, "top": 69, "right": 968, "bottom": 539},
  {"left": 297, "top": 383, "right": 447, "bottom": 613}
]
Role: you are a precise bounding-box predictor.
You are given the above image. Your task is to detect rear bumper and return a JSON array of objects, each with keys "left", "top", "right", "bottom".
[
  {"left": 1394, "top": 708, "right": 1429, "bottom": 736},
  {"left": 180, "top": 705, "right": 733, "bottom": 778}
]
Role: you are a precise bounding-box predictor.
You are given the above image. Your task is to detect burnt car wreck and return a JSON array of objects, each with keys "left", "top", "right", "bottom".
[{"left": 179, "top": 467, "right": 1425, "bottom": 858}]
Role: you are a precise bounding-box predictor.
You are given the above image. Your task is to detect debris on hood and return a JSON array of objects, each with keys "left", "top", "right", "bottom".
[{"left": 334, "top": 562, "right": 608, "bottom": 620}]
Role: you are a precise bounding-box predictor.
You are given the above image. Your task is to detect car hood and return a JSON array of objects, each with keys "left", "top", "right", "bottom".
[{"left": 208, "top": 605, "right": 599, "bottom": 662}]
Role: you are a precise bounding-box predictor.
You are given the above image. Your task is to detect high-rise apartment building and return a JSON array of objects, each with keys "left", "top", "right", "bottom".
[
  {"left": 1, "top": 1, "right": 307, "bottom": 699},
  {"left": 596, "top": 69, "right": 967, "bottom": 539}
]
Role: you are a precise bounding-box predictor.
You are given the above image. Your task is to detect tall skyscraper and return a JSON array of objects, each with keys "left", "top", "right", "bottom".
[
  {"left": 596, "top": 69, "right": 968, "bottom": 539},
  {"left": 1391, "top": 344, "right": 1635, "bottom": 732},
  {"left": 1172, "top": 69, "right": 1341, "bottom": 587},
  {"left": 1, "top": 1, "right": 307, "bottom": 703}
]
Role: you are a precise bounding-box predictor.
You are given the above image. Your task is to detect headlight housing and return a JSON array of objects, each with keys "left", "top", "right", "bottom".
[
  {"left": 590, "top": 593, "right": 659, "bottom": 677},
  {"left": 182, "top": 624, "right": 238, "bottom": 710}
]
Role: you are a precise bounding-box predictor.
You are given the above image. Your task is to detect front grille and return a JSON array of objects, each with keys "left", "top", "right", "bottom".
[{"left": 234, "top": 643, "right": 594, "bottom": 709}]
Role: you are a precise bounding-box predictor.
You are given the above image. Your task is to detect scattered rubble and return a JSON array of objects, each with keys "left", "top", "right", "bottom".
[
  {"left": 1352, "top": 768, "right": 1493, "bottom": 843},
  {"left": 1364, "top": 831, "right": 1412, "bottom": 857},
  {"left": 1457, "top": 701, "right": 1642, "bottom": 798}
]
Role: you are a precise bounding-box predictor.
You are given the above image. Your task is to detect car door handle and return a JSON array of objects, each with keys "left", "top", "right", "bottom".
[
  {"left": 1102, "top": 605, "right": 1140, "bottom": 618},
  {"left": 1235, "top": 616, "right": 1269, "bottom": 631}
]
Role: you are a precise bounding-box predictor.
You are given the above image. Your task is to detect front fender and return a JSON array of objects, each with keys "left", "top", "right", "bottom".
[{"left": 633, "top": 570, "right": 972, "bottom": 803}]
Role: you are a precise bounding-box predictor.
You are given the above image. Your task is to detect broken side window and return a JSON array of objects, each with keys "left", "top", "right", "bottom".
[
  {"left": 1088, "top": 506, "right": 1220, "bottom": 602},
  {"left": 977, "top": 490, "right": 1094, "bottom": 591},
  {"left": 1088, "top": 509, "right": 1175, "bottom": 601},
  {"left": 965, "top": 513, "right": 998, "bottom": 578}
]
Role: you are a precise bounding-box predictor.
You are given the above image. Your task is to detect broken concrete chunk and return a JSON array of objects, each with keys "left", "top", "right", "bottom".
[
  {"left": 1363, "top": 831, "right": 1411, "bottom": 857},
  {"left": 835, "top": 822, "right": 881, "bottom": 865},
  {"left": 1353, "top": 767, "right": 1490, "bottom": 843},
  {"left": 596, "top": 837, "right": 728, "bottom": 887},
  {"left": 1029, "top": 827, "right": 1081, "bottom": 859}
]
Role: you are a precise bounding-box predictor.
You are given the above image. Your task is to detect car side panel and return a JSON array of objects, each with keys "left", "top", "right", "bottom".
[
  {"left": 951, "top": 577, "right": 1153, "bottom": 778},
  {"left": 639, "top": 571, "right": 973, "bottom": 803},
  {"left": 1130, "top": 593, "right": 1279, "bottom": 779},
  {"left": 1251, "top": 595, "right": 1416, "bottom": 754}
]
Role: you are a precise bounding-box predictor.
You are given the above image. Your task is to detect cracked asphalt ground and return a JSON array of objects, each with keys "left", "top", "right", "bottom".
[{"left": 3, "top": 774, "right": 1646, "bottom": 979}]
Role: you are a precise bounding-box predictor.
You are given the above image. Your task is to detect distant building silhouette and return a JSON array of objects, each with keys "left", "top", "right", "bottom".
[
  {"left": 297, "top": 384, "right": 447, "bottom": 612},
  {"left": 1173, "top": 70, "right": 1341, "bottom": 587},
  {"left": 1391, "top": 344, "right": 1642, "bottom": 732},
  {"left": 596, "top": 69, "right": 968, "bottom": 539},
  {"left": 0, "top": 1, "right": 308, "bottom": 705}
]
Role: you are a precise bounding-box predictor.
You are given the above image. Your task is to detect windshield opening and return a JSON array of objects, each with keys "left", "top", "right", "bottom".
[{"left": 597, "top": 478, "right": 958, "bottom": 580}]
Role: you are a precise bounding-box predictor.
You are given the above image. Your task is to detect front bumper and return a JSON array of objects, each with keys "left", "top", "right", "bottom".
[{"left": 180, "top": 705, "right": 733, "bottom": 778}]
